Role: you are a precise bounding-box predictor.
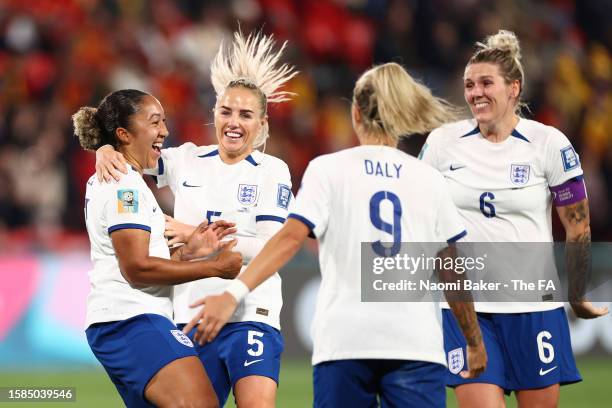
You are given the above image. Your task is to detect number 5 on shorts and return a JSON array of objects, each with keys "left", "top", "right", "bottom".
[{"left": 247, "top": 330, "right": 264, "bottom": 357}]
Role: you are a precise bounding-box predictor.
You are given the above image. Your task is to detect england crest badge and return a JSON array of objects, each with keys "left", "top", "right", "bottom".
[
  {"left": 447, "top": 347, "right": 464, "bottom": 375},
  {"left": 170, "top": 330, "right": 194, "bottom": 347},
  {"left": 510, "top": 164, "right": 530, "bottom": 185},
  {"left": 237, "top": 184, "right": 258, "bottom": 206}
]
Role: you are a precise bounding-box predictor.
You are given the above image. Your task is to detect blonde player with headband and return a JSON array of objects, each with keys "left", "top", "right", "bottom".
[
  {"left": 186, "top": 62, "right": 487, "bottom": 407},
  {"left": 95, "top": 31, "right": 297, "bottom": 407},
  {"left": 421, "top": 30, "right": 608, "bottom": 407}
]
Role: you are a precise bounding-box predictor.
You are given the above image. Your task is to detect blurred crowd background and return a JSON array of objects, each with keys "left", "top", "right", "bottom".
[{"left": 0, "top": 0, "right": 611, "bottom": 248}]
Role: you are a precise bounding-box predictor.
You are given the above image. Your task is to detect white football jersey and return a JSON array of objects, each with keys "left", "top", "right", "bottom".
[
  {"left": 290, "top": 145, "right": 466, "bottom": 366},
  {"left": 84, "top": 166, "right": 173, "bottom": 328},
  {"left": 155, "top": 143, "right": 291, "bottom": 328},
  {"left": 421, "top": 118, "right": 583, "bottom": 313}
]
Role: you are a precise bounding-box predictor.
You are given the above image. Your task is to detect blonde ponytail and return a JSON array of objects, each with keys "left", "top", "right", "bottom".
[
  {"left": 210, "top": 30, "right": 298, "bottom": 147},
  {"left": 353, "top": 63, "right": 460, "bottom": 144}
]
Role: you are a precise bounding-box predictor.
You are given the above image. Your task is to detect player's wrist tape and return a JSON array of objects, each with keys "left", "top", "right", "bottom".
[{"left": 225, "top": 279, "right": 249, "bottom": 303}]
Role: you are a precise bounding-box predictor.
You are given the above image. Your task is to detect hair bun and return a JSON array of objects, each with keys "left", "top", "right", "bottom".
[
  {"left": 483, "top": 29, "right": 522, "bottom": 60},
  {"left": 72, "top": 106, "right": 102, "bottom": 151}
]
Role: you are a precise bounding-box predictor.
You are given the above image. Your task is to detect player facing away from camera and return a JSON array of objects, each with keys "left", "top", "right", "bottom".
[
  {"left": 74, "top": 89, "right": 243, "bottom": 408},
  {"left": 185, "top": 62, "right": 487, "bottom": 408},
  {"left": 94, "top": 32, "right": 297, "bottom": 407},
  {"left": 420, "top": 30, "right": 609, "bottom": 407}
]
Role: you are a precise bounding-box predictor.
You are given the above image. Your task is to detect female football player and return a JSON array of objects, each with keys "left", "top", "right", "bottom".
[
  {"left": 94, "top": 32, "right": 297, "bottom": 407},
  {"left": 187, "top": 62, "right": 487, "bottom": 407},
  {"left": 74, "top": 89, "right": 242, "bottom": 407},
  {"left": 421, "top": 30, "right": 608, "bottom": 407}
]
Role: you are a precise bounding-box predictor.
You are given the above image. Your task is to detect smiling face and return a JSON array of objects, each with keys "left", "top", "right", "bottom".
[
  {"left": 463, "top": 62, "right": 520, "bottom": 126},
  {"left": 119, "top": 95, "right": 168, "bottom": 171},
  {"left": 214, "top": 86, "right": 266, "bottom": 163}
]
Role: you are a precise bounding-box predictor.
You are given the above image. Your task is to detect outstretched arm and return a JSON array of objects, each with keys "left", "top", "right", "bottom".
[
  {"left": 556, "top": 198, "right": 608, "bottom": 318},
  {"left": 236, "top": 219, "right": 309, "bottom": 290},
  {"left": 183, "top": 218, "right": 310, "bottom": 344}
]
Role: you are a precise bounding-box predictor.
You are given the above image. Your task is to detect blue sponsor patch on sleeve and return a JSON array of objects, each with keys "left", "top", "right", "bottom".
[
  {"left": 277, "top": 184, "right": 291, "bottom": 210},
  {"left": 560, "top": 146, "right": 579, "bottom": 171}
]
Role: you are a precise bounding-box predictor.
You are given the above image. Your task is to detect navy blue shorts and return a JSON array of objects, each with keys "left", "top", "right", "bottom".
[
  {"left": 182, "top": 321, "right": 283, "bottom": 407},
  {"left": 443, "top": 307, "right": 581, "bottom": 392},
  {"left": 86, "top": 314, "right": 198, "bottom": 408},
  {"left": 313, "top": 359, "right": 446, "bottom": 408}
]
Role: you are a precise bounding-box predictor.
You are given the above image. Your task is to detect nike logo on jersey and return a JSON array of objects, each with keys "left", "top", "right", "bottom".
[
  {"left": 244, "top": 359, "right": 264, "bottom": 367},
  {"left": 539, "top": 366, "right": 557, "bottom": 376},
  {"left": 450, "top": 164, "right": 466, "bottom": 171},
  {"left": 153, "top": 207, "right": 157, "bottom": 213},
  {"left": 182, "top": 181, "right": 202, "bottom": 188}
]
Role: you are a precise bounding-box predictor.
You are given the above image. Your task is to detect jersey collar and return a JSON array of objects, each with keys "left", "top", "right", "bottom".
[
  {"left": 198, "top": 148, "right": 260, "bottom": 166},
  {"left": 461, "top": 122, "right": 530, "bottom": 143}
]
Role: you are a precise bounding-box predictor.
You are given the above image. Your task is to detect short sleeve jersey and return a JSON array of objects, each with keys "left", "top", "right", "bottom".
[
  {"left": 421, "top": 118, "right": 584, "bottom": 313},
  {"left": 154, "top": 144, "right": 291, "bottom": 328},
  {"left": 289, "top": 145, "right": 466, "bottom": 366},
  {"left": 84, "top": 166, "right": 172, "bottom": 328}
]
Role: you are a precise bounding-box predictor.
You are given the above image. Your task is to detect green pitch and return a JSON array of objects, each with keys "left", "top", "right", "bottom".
[{"left": 0, "top": 358, "right": 609, "bottom": 407}]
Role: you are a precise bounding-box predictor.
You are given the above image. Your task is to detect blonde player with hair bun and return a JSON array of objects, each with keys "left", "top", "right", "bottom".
[
  {"left": 189, "top": 62, "right": 487, "bottom": 407},
  {"left": 95, "top": 31, "right": 297, "bottom": 407},
  {"left": 421, "top": 29, "right": 608, "bottom": 407}
]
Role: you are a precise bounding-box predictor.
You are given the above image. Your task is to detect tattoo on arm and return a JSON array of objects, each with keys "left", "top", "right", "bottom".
[
  {"left": 566, "top": 228, "right": 591, "bottom": 302},
  {"left": 559, "top": 200, "right": 591, "bottom": 302},
  {"left": 438, "top": 245, "right": 482, "bottom": 347},
  {"left": 448, "top": 300, "right": 482, "bottom": 346},
  {"left": 565, "top": 200, "right": 589, "bottom": 225}
]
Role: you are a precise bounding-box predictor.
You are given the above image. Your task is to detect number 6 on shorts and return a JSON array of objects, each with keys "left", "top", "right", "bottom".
[{"left": 537, "top": 331, "right": 555, "bottom": 364}]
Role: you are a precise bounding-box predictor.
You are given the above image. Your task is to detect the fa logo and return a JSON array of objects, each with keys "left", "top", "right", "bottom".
[
  {"left": 170, "top": 330, "right": 194, "bottom": 347},
  {"left": 510, "top": 164, "right": 530, "bottom": 185},
  {"left": 237, "top": 184, "right": 258, "bottom": 206},
  {"left": 448, "top": 347, "right": 464, "bottom": 374}
]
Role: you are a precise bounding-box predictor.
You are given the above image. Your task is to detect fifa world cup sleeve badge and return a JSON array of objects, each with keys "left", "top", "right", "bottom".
[
  {"left": 277, "top": 184, "right": 292, "bottom": 209},
  {"left": 117, "top": 189, "right": 139, "bottom": 213},
  {"left": 560, "top": 146, "right": 579, "bottom": 171}
]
